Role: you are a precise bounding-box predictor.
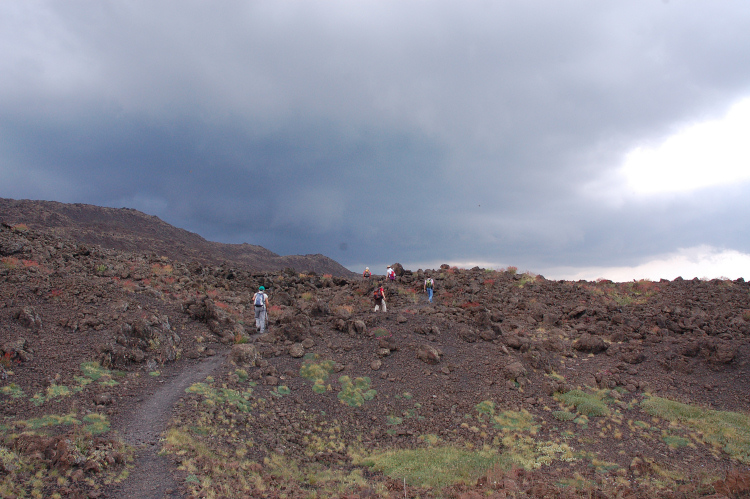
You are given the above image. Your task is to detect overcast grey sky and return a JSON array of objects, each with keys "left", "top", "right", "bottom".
[{"left": 2, "top": 1, "right": 750, "bottom": 280}]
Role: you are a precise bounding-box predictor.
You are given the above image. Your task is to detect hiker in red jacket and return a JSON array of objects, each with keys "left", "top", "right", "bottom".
[{"left": 373, "top": 285, "right": 387, "bottom": 312}]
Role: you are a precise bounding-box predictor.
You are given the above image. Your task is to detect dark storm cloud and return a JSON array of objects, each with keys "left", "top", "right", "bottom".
[{"left": 1, "top": 1, "right": 750, "bottom": 277}]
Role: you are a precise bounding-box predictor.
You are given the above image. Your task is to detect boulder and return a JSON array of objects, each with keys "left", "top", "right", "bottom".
[
  {"left": 391, "top": 263, "right": 405, "bottom": 277},
  {"left": 417, "top": 344, "right": 442, "bottom": 365},
  {"left": 348, "top": 320, "right": 366, "bottom": 335},
  {"left": 289, "top": 343, "right": 305, "bottom": 358},
  {"left": 15, "top": 306, "right": 42, "bottom": 331},
  {"left": 457, "top": 327, "right": 478, "bottom": 343},
  {"left": 230, "top": 344, "right": 260, "bottom": 366},
  {"left": 504, "top": 361, "right": 527, "bottom": 380},
  {"left": 479, "top": 329, "right": 497, "bottom": 341},
  {"left": 573, "top": 333, "right": 608, "bottom": 354}
]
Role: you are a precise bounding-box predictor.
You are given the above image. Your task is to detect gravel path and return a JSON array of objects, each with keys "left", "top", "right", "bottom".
[{"left": 106, "top": 353, "right": 227, "bottom": 498}]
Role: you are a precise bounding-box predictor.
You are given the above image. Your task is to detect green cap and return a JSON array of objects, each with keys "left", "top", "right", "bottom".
[{"left": 259, "top": 286, "right": 265, "bottom": 291}]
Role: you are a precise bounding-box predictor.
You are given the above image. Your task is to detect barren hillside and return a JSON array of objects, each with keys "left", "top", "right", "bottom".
[
  {"left": 0, "top": 198, "right": 355, "bottom": 278},
  {"left": 1, "top": 216, "right": 749, "bottom": 498}
]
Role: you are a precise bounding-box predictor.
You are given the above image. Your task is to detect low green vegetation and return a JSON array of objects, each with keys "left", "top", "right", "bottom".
[
  {"left": 26, "top": 362, "right": 122, "bottom": 406},
  {"left": 337, "top": 376, "right": 376, "bottom": 407},
  {"left": 641, "top": 396, "right": 750, "bottom": 463},
  {"left": 0, "top": 383, "right": 24, "bottom": 399},
  {"left": 555, "top": 389, "right": 611, "bottom": 418},
  {"left": 299, "top": 354, "right": 336, "bottom": 394},
  {"left": 357, "top": 446, "right": 504, "bottom": 488},
  {"left": 491, "top": 409, "right": 540, "bottom": 434},
  {"left": 185, "top": 382, "right": 253, "bottom": 413}
]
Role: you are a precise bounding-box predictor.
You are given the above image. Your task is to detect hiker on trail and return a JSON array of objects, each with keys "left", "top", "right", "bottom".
[
  {"left": 253, "top": 286, "right": 269, "bottom": 333},
  {"left": 386, "top": 266, "right": 395, "bottom": 281},
  {"left": 363, "top": 267, "right": 371, "bottom": 279},
  {"left": 373, "top": 284, "right": 387, "bottom": 312},
  {"left": 424, "top": 276, "right": 434, "bottom": 303}
]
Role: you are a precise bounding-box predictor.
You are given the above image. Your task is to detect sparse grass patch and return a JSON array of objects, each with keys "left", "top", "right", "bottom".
[
  {"left": 20, "top": 413, "right": 80, "bottom": 430},
  {"left": 386, "top": 415, "right": 403, "bottom": 426},
  {"left": 271, "top": 385, "right": 291, "bottom": 397},
  {"left": 491, "top": 409, "right": 540, "bottom": 434},
  {"left": 556, "top": 389, "right": 611, "bottom": 418},
  {"left": 185, "top": 382, "right": 253, "bottom": 412},
  {"left": 475, "top": 400, "right": 495, "bottom": 421},
  {"left": 82, "top": 413, "right": 110, "bottom": 434},
  {"left": 357, "top": 446, "right": 504, "bottom": 488},
  {"left": 641, "top": 396, "right": 750, "bottom": 463},
  {"left": 553, "top": 411, "right": 577, "bottom": 421},
  {"left": 662, "top": 433, "right": 692, "bottom": 449},
  {"left": 0, "top": 383, "right": 24, "bottom": 399}
]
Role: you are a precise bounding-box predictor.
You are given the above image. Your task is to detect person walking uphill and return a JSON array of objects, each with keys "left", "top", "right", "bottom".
[
  {"left": 363, "top": 267, "right": 371, "bottom": 279},
  {"left": 373, "top": 284, "right": 387, "bottom": 312},
  {"left": 424, "top": 276, "right": 434, "bottom": 303},
  {"left": 386, "top": 266, "right": 396, "bottom": 281},
  {"left": 253, "top": 286, "right": 269, "bottom": 333}
]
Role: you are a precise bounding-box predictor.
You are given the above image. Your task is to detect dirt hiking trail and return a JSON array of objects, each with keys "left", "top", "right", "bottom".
[{"left": 106, "top": 352, "right": 227, "bottom": 499}]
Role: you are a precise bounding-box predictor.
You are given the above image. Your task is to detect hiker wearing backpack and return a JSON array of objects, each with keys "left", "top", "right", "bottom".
[
  {"left": 373, "top": 285, "right": 387, "bottom": 312},
  {"left": 363, "top": 267, "right": 371, "bottom": 279},
  {"left": 386, "top": 266, "right": 395, "bottom": 281},
  {"left": 252, "top": 286, "right": 269, "bottom": 333},
  {"left": 424, "top": 277, "right": 434, "bottom": 303}
]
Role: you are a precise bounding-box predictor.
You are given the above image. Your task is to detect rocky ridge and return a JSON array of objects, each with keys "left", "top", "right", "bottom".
[{"left": 0, "top": 198, "right": 355, "bottom": 277}]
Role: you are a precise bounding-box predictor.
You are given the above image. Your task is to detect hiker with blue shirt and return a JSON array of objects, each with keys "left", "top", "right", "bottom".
[
  {"left": 253, "top": 286, "right": 269, "bottom": 333},
  {"left": 424, "top": 276, "right": 434, "bottom": 303}
]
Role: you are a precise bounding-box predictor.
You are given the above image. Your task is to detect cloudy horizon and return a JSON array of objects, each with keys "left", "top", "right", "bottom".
[{"left": 2, "top": 1, "right": 749, "bottom": 282}]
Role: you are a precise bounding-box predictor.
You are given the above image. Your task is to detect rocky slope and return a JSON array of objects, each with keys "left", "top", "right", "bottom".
[
  {"left": 1, "top": 219, "right": 749, "bottom": 498},
  {"left": 0, "top": 198, "right": 355, "bottom": 277}
]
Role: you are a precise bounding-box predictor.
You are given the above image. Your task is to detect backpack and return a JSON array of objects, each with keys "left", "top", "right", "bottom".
[
  {"left": 254, "top": 292, "right": 264, "bottom": 307},
  {"left": 426, "top": 278, "right": 433, "bottom": 289},
  {"left": 373, "top": 288, "right": 383, "bottom": 300}
]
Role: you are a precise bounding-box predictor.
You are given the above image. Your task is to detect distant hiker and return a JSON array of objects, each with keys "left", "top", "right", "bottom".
[
  {"left": 363, "top": 267, "right": 371, "bottom": 279},
  {"left": 253, "top": 286, "right": 269, "bottom": 333},
  {"left": 386, "top": 266, "right": 395, "bottom": 281},
  {"left": 373, "top": 285, "right": 387, "bottom": 312},
  {"left": 424, "top": 276, "right": 434, "bottom": 303}
]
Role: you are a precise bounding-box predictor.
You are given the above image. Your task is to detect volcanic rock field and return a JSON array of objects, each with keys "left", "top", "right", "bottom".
[{"left": 1, "top": 202, "right": 749, "bottom": 498}]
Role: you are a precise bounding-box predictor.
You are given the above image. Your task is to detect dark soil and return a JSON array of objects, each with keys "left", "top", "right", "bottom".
[{"left": 1, "top": 203, "right": 750, "bottom": 498}]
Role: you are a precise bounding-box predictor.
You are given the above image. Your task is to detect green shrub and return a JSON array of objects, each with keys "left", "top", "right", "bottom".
[
  {"left": 337, "top": 376, "right": 376, "bottom": 407},
  {"left": 553, "top": 411, "right": 576, "bottom": 421}
]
